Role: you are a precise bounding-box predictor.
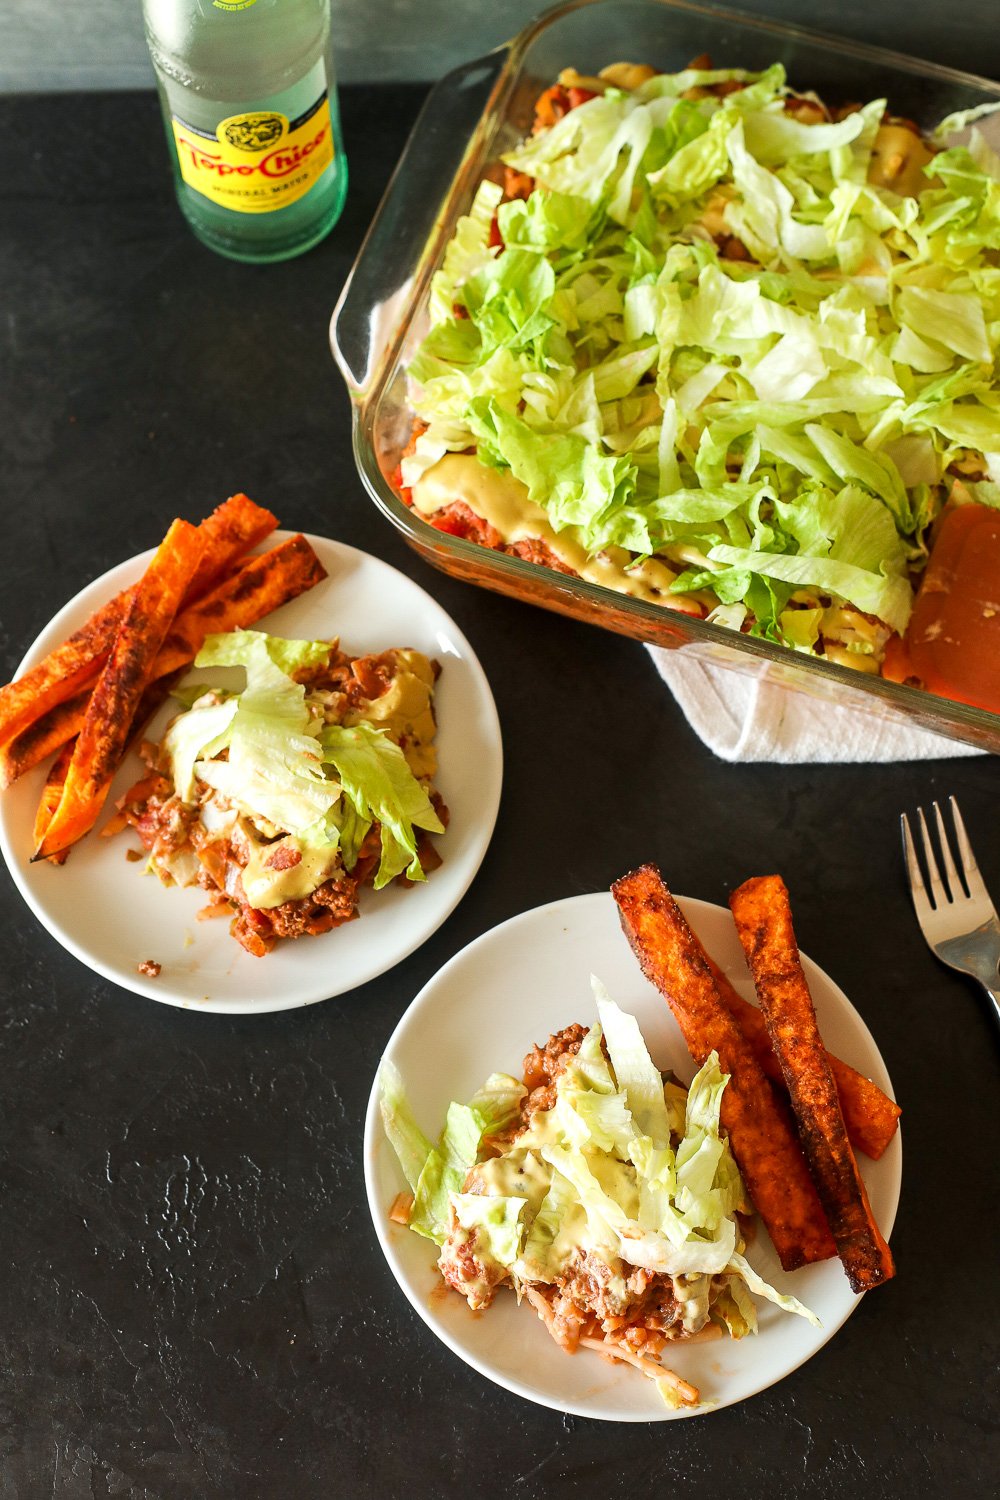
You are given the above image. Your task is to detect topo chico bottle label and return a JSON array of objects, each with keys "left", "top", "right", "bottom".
[{"left": 170, "top": 71, "right": 335, "bottom": 214}]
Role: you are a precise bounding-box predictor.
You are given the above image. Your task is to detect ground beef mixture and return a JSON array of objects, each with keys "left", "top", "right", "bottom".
[{"left": 544, "top": 1254, "right": 689, "bottom": 1356}]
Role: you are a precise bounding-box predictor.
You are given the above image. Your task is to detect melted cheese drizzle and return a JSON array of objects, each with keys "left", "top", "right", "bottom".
[
  {"left": 240, "top": 823, "right": 343, "bottom": 910},
  {"left": 344, "top": 650, "right": 438, "bottom": 780},
  {"left": 412, "top": 454, "right": 679, "bottom": 604},
  {"left": 868, "top": 123, "right": 938, "bottom": 198}
]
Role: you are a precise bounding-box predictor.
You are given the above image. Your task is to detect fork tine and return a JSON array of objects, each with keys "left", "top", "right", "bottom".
[
  {"left": 948, "top": 796, "right": 996, "bottom": 911},
  {"left": 916, "top": 805, "right": 948, "bottom": 910},
  {"left": 932, "top": 800, "right": 965, "bottom": 900},
  {"left": 901, "top": 811, "right": 933, "bottom": 918}
]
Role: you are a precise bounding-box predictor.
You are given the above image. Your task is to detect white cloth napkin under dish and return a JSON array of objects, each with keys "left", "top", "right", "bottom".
[{"left": 647, "top": 646, "right": 985, "bottom": 763}]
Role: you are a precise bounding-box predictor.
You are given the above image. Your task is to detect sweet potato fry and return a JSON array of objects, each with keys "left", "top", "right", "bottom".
[
  {"left": 0, "top": 494, "right": 276, "bottom": 755},
  {"left": 33, "top": 519, "right": 205, "bottom": 861},
  {"left": 612, "top": 864, "right": 836, "bottom": 1272},
  {"left": 703, "top": 954, "right": 901, "bottom": 1160},
  {"left": 32, "top": 741, "right": 75, "bottom": 865},
  {"left": 0, "top": 600, "right": 122, "bottom": 753},
  {"left": 0, "top": 691, "right": 91, "bottom": 790},
  {"left": 729, "top": 876, "right": 895, "bottom": 1294},
  {"left": 150, "top": 533, "right": 327, "bottom": 678},
  {"left": 0, "top": 535, "right": 326, "bottom": 787},
  {"left": 183, "top": 493, "right": 278, "bottom": 603}
]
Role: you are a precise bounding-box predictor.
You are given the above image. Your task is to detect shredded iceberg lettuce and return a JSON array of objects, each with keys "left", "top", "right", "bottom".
[
  {"left": 380, "top": 1069, "right": 527, "bottom": 1244},
  {"left": 168, "top": 631, "right": 341, "bottom": 835},
  {"left": 379, "top": 1058, "right": 434, "bottom": 1194},
  {"left": 407, "top": 63, "right": 1000, "bottom": 652},
  {"left": 321, "top": 722, "right": 444, "bottom": 889}
]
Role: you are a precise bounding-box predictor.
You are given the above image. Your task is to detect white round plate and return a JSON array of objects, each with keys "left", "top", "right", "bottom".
[
  {"left": 0, "top": 535, "right": 502, "bottom": 1012},
  {"left": 364, "top": 891, "right": 901, "bottom": 1422}
]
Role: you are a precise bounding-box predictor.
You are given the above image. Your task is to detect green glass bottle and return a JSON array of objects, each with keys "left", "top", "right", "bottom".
[{"left": 143, "top": 0, "right": 348, "bottom": 263}]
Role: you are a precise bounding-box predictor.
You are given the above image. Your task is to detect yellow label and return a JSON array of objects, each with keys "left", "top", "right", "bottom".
[{"left": 171, "top": 93, "right": 334, "bottom": 213}]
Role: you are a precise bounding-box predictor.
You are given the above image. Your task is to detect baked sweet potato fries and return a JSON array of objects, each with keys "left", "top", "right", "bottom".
[
  {"left": 613, "top": 864, "right": 898, "bottom": 1292},
  {"left": 0, "top": 496, "right": 327, "bottom": 862},
  {"left": 729, "top": 876, "right": 896, "bottom": 1293}
]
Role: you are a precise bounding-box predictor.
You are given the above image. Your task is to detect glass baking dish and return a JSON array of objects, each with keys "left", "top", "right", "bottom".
[{"left": 331, "top": 0, "right": 1000, "bottom": 753}]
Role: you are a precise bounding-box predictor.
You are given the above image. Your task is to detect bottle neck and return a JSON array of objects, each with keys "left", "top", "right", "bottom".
[{"left": 144, "top": 0, "right": 331, "bottom": 105}]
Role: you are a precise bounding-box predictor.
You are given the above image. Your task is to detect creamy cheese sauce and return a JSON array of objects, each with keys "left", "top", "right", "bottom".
[
  {"left": 674, "top": 1273, "right": 711, "bottom": 1333},
  {"left": 474, "top": 1145, "right": 604, "bottom": 1276},
  {"left": 469, "top": 1104, "right": 646, "bottom": 1275},
  {"left": 474, "top": 1149, "right": 551, "bottom": 1217},
  {"left": 868, "top": 123, "right": 937, "bottom": 198},
  {"left": 239, "top": 823, "right": 344, "bottom": 910},
  {"left": 344, "top": 649, "right": 438, "bottom": 779},
  {"left": 411, "top": 453, "right": 680, "bottom": 603}
]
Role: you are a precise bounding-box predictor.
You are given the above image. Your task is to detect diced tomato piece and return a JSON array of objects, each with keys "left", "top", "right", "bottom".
[
  {"left": 533, "top": 84, "right": 570, "bottom": 129},
  {"left": 567, "top": 87, "right": 598, "bottom": 109},
  {"left": 428, "top": 510, "right": 471, "bottom": 538}
]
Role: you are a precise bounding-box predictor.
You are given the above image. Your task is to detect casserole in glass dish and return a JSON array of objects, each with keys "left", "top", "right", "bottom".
[{"left": 331, "top": 0, "right": 1000, "bottom": 752}]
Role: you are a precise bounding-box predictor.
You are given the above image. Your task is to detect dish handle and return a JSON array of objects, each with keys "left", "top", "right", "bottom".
[{"left": 331, "top": 48, "right": 508, "bottom": 399}]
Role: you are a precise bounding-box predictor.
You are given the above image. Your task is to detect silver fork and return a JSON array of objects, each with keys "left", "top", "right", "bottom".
[{"left": 901, "top": 797, "right": 1000, "bottom": 1030}]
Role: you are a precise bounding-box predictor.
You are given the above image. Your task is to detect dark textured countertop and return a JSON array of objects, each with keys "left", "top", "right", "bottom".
[{"left": 1, "top": 82, "right": 998, "bottom": 1500}]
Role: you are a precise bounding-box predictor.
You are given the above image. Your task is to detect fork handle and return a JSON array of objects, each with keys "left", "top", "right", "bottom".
[{"left": 981, "top": 983, "right": 1000, "bottom": 1032}]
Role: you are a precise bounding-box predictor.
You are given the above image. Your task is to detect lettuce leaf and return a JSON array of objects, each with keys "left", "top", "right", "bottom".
[
  {"left": 466, "top": 399, "right": 644, "bottom": 551},
  {"left": 162, "top": 694, "right": 238, "bottom": 804},
  {"left": 428, "top": 179, "right": 502, "bottom": 325},
  {"left": 173, "top": 631, "right": 340, "bottom": 835},
  {"left": 321, "top": 722, "right": 444, "bottom": 889},
  {"left": 896, "top": 286, "right": 992, "bottom": 365},
  {"left": 593, "top": 976, "right": 671, "bottom": 1147},
  {"left": 498, "top": 189, "right": 601, "bottom": 253},
  {"left": 405, "top": 1074, "right": 525, "bottom": 1246},
  {"left": 379, "top": 1059, "right": 434, "bottom": 1194},
  {"left": 726, "top": 1251, "right": 821, "bottom": 1326},
  {"left": 708, "top": 542, "right": 913, "bottom": 633},
  {"left": 410, "top": 1101, "right": 487, "bottom": 1244},
  {"left": 451, "top": 1193, "right": 527, "bottom": 1268}
]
